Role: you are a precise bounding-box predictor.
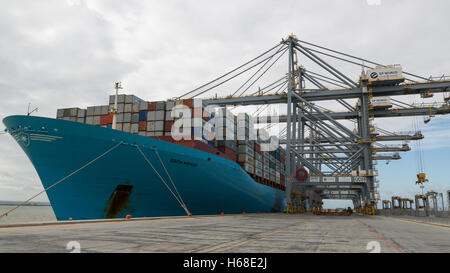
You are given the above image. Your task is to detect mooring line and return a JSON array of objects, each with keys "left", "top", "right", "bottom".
[
  {"left": 153, "top": 149, "right": 190, "bottom": 215},
  {"left": 136, "top": 145, "right": 191, "bottom": 216},
  {"left": 0, "top": 141, "right": 123, "bottom": 220}
]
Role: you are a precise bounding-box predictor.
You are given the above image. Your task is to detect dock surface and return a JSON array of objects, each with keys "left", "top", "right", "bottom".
[{"left": 0, "top": 213, "right": 449, "bottom": 253}]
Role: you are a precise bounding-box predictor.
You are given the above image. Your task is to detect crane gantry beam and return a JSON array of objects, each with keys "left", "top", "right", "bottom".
[
  {"left": 203, "top": 81, "right": 450, "bottom": 106},
  {"left": 254, "top": 105, "right": 450, "bottom": 122}
]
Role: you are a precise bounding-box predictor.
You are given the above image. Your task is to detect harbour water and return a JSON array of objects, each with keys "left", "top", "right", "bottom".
[{"left": 0, "top": 205, "right": 56, "bottom": 225}]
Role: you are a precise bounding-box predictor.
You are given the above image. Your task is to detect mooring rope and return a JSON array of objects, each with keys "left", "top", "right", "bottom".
[
  {"left": 136, "top": 145, "right": 191, "bottom": 216},
  {"left": 154, "top": 149, "right": 190, "bottom": 214},
  {"left": 0, "top": 141, "right": 123, "bottom": 220}
]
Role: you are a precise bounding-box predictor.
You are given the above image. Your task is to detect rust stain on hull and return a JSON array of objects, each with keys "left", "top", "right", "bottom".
[{"left": 104, "top": 185, "right": 133, "bottom": 218}]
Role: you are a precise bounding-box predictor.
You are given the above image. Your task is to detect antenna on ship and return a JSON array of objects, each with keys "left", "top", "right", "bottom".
[
  {"left": 111, "top": 82, "right": 122, "bottom": 129},
  {"left": 27, "top": 103, "right": 38, "bottom": 116}
]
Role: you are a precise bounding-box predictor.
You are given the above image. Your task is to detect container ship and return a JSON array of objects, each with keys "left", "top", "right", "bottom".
[{"left": 3, "top": 93, "right": 287, "bottom": 220}]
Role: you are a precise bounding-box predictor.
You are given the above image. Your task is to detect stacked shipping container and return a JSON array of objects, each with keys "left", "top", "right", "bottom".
[{"left": 57, "top": 94, "right": 286, "bottom": 191}]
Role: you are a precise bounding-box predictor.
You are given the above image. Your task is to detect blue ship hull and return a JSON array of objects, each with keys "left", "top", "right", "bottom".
[{"left": 3, "top": 115, "right": 286, "bottom": 220}]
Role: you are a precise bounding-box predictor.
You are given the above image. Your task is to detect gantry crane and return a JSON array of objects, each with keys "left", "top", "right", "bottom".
[{"left": 176, "top": 35, "right": 450, "bottom": 214}]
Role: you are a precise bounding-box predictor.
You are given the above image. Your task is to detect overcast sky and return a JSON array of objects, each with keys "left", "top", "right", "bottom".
[{"left": 0, "top": 0, "right": 449, "bottom": 209}]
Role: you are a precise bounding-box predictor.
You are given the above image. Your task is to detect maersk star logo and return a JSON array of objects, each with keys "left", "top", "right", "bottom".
[
  {"left": 367, "top": 0, "right": 381, "bottom": 6},
  {"left": 17, "top": 133, "right": 30, "bottom": 147}
]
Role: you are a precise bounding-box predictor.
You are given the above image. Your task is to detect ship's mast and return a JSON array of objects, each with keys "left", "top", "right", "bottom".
[{"left": 111, "top": 82, "right": 122, "bottom": 129}]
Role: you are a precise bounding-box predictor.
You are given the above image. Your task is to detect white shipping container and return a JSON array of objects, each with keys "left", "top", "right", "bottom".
[
  {"left": 117, "top": 104, "right": 124, "bottom": 113},
  {"left": 165, "top": 110, "right": 174, "bottom": 121},
  {"left": 155, "top": 101, "right": 165, "bottom": 111},
  {"left": 123, "top": 113, "right": 131, "bottom": 123},
  {"left": 125, "top": 95, "right": 134, "bottom": 104},
  {"left": 101, "top": 105, "right": 109, "bottom": 115},
  {"left": 116, "top": 113, "right": 124, "bottom": 123},
  {"left": 155, "top": 111, "right": 165, "bottom": 121},
  {"left": 94, "top": 106, "right": 102, "bottom": 116},
  {"left": 138, "top": 132, "right": 146, "bottom": 136},
  {"left": 147, "top": 111, "right": 156, "bottom": 121},
  {"left": 85, "top": 116, "right": 94, "bottom": 124},
  {"left": 132, "top": 104, "right": 139, "bottom": 113},
  {"left": 166, "top": 100, "right": 175, "bottom": 110},
  {"left": 155, "top": 121, "right": 164, "bottom": 131},
  {"left": 124, "top": 104, "right": 132, "bottom": 113},
  {"left": 123, "top": 123, "right": 131, "bottom": 132},
  {"left": 139, "top": 101, "right": 148, "bottom": 111},
  {"left": 270, "top": 168, "right": 275, "bottom": 175},
  {"left": 117, "top": 94, "right": 125, "bottom": 103},
  {"left": 131, "top": 123, "right": 139, "bottom": 134},
  {"left": 77, "top": 117, "right": 85, "bottom": 123},
  {"left": 237, "top": 146, "right": 254, "bottom": 157},
  {"left": 255, "top": 160, "right": 262, "bottom": 169},
  {"left": 146, "top": 131, "right": 155, "bottom": 136},
  {"left": 264, "top": 172, "right": 270, "bottom": 179},
  {"left": 241, "top": 163, "right": 254, "bottom": 174},
  {"left": 116, "top": 123, "right": 123, "bottom": 131},
  {"left": 270, "top": 174, "right": 275, "bottom": 182},
  {"left": 77, "top": 109, "right": 86, "bottom": 118},
  {"left": 57, "top": 109, "right": 64, "bottom": 118},
  {"left": 255, "top": 168, "right": 263, "bottom": 177},
  {"left": 147, "top": 121, "right": 155, "bottom": 131},
  {"left": 154, "top": 131, "right": 163, "bottom": 136},
  {"left": 93, "top": 116, "right": 100, "bottom": 125},
  {"left": 87, "top": 107, "right": 95, "bottom": 116},
  {"left": 238, "top": 154, "right": 254, "bottom": 164}
]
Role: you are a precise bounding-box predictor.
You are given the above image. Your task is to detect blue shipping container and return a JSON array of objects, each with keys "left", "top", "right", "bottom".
[{"left": 139, "top": 110, "right": 147, "bottom": 121}]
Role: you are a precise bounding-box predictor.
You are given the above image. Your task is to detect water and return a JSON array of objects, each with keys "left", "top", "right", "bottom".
[{"left": 0, "top": 205, "right": 56, "bottom": 225}]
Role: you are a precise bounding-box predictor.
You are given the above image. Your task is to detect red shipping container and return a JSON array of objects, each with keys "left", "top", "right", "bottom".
[
  {"left": 138, "top": 120, "right": 147, "bottom": 131},
  {"left": 100, "top": 114, "right": 113, "bottom": 125},
  {"left": 254, "top": 143, "right": 261, "bottom": 153},
  {"left": 183, "top": 98, "right": 194, "bottom": 109},
  {"left": 217, "top": 146, "right": 237, "bottom": 162},
  {"left": 280, "top": 157, "right": 285, "bottom": 164},
  {"left": 148, "top": 102, "right": 156, "bottom": 111},
  {"left": 280, "top": 174, "right": 285, "bottom": 186},
  {"left": 164, "top": 121, "right": 174, "bottom": 132}
]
